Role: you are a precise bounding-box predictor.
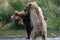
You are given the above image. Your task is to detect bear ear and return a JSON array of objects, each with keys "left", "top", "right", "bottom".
[
  {"left": 33, "top": 1, "right": 36, "bottom": 4},
  {"left": 15, "top": 11, "right": 18, "bottom": 13},
  {"left": 14, "top": 11, "right": 19, "bottom": 15},
  {"left": 11, "top": 15, "right": 14, "bottom": 20},
  {"left": 30, "top": 1, "right": 37, "bottom": 5}
]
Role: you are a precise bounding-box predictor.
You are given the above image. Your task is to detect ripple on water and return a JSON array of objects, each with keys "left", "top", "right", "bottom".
[{"left": 0, "top": 37, "right": 60, "bottom": 40}]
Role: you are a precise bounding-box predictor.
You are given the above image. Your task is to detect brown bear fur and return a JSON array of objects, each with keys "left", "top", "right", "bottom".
[
  {"left": 11, "top": 1, "right": 47, "bottom": 40},
  {"left": 11, "top": 10, "right": 33, "bottom": 40},
  {"left": 26, "top": 2, "right": 47, "bottom": 40},
  {"left": 11, "top": 14, "right": 23, "bottom": 25}
]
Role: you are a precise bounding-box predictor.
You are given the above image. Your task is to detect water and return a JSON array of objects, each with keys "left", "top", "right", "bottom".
[{"left": 0, "top": 36, "right": 60, "bottom": 40}]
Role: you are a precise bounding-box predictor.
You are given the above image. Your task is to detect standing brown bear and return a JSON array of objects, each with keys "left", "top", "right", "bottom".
[{"left": 26, "top": 2, "right": 47, "bottom": 40}]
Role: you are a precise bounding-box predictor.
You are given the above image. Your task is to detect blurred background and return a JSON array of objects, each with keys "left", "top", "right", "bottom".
[{"left": 0, "top": 0, "right": 60, "bottom": 37}]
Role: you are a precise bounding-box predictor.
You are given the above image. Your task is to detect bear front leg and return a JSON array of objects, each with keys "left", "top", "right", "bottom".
[{"left": 42, "top": 31, "right": 47, "bottom": 40}]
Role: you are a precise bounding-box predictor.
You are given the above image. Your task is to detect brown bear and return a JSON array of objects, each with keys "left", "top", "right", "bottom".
[
  {"left": 11, "top": 11, "right": 33, "bottom": 40},
  {"left": 25, "top": 1, "right": 47, "bottom": 40}
]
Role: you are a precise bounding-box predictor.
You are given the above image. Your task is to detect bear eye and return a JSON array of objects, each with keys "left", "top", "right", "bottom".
[
  {"left": 24, "top": 9, "right": 26, "bottom": 11},
  {"left": 15, "top": 19, "right": 20, "bottom": 21}
]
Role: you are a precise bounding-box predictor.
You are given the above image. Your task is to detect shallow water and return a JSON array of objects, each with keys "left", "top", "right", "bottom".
[{"left": 0, "top": 36, "right": 60, "bottom": 40}]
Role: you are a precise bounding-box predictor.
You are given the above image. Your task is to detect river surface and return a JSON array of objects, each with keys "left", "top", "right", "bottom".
[{"left": 0, "top": 36, "right": 60, "bottom": 40}]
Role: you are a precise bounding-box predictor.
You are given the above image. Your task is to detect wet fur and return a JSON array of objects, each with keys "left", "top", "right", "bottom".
[
  {"left": 27, "top": 2, "right": 47, "bottom": 40},
  {"left": 11, "top": 11, "right": 33, "bottom": 40},
  {"left": 11, "top": 2, "right": 47, "bottom": 40}
]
